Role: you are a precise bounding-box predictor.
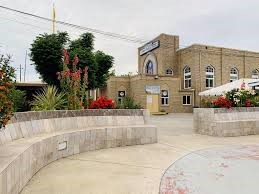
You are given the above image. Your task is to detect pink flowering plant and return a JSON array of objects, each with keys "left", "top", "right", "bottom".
[
  {"left": 224, "top": 88, "right": 257, "bottom": 107},
  {"left": 57, "top": 50, "right": 88, "bottom": 110}
]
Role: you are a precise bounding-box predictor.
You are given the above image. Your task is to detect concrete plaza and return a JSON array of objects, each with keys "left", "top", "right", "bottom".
[{"left": 21, "top": 114, "right": 259, "bottom": 194}]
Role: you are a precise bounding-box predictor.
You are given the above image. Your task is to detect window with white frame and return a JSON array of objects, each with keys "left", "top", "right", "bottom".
[
  {"left": 252, "top": 69, "right": 259, "bottom": 79},
  {"left": 206, "top": 65, "right": 214, "bottom": 88},
  {"left": 230, "top": 67, "right": 238, "bottom": 82},
  {"left": 166, "top": 68, "right": 173, "bottom": 75},
  {"left": 161, "top": 90, "right": 169, "bottom": 105},
  {"left": 183, "top": 95, "right": 191, "bottom": 105},
  {"left": 117, "top": 91, "right": 126, "bottom": 104},
  {"left": 184, "top": 66, "right": 191, "bottom": 89}
]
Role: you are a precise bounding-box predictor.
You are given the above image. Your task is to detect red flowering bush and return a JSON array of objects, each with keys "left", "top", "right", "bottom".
[
  {"left": 0, "top": 55, "right": 15, "bottom": 128},
  {"left": 212, "top": 96, "right": 232, "bottom": 109},
  {"left": 245, "top": 99, "right": 252, "bottom": 107},
  {"left": 89, "top": 96, "right": 115, "bottom": 109}
]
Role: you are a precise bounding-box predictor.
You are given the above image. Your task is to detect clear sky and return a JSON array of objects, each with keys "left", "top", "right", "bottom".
[{"left": 1, "top": 0, "right": 259, "bottom": 82}]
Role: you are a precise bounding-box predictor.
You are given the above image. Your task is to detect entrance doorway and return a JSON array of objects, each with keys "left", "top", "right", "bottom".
[{"left": 146, "top": 94, "right": 159, "bottom": 113}]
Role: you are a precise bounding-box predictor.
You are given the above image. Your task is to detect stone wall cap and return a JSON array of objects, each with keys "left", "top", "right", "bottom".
[{"left": 8, "top": 109, "right": 147, "bottom": 124}]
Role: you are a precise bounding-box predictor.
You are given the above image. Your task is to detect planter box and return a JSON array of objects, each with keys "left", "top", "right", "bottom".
[{"left": 194, "top": 108, "right": 259, "bottom": 137}]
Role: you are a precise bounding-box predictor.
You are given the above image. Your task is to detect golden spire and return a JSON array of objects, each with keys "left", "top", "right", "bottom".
[{"left": 52, "top": 3, "right": 56, "bottom": 33}]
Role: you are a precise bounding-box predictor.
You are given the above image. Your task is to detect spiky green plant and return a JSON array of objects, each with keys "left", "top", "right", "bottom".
[{"left": 31, "top": 86, "right": 67, "bottom": 111}]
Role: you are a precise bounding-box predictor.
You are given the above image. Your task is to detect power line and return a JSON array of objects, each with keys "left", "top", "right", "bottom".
[
  {"left": 1, "top": 5, "right": 259, "bottom": 59},
  {"left": 0, "top": 15, "right": 138, "bottom": 47},
  {"left": 0, "top": 6, "right": 184, "bottom": 47},
  {"left": 0, "top": 15, "right": 52, "bottom": 32},
  {"left": 0, "top": 5, "right": 147, "bottom": 44}
]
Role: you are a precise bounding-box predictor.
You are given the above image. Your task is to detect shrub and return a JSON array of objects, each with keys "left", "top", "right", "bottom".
[
  {"left": 116, "top": 96, "right": 142, "bottom": 109},
  {"left": 231, "top": 89, "right": 256, "bottom": 107},
  {"left": 201, "top": 98, "right": 214, "bottom": 108},
  {"left": 89, "top": 96, "right": 115, "bottom": 109},
  {"left": 211, "top": 88, "right": 258, "bottom": 109},
  {"left": 245, "top": 99, "right": 252, "bottom": 107},
  {"left": 31, "top": 86, "right": 67, "bottom": 111},
  {"left": 212, "top": 96, "right": 232, "bottom": 108},
  {"left": 0, "top": 90, "right": 13, "bottom": 128},
  {"left": 225, "top": 89, "right": 238, "bottom": 106},
  {"left": 8, "top": 89, "right": 26, "bottom": 112},
  {"left": 0, "top": 55, "right": 15, "bottom": 128},
  {"left": 251, "top": 96, "right": 259, "bottom": 107}
]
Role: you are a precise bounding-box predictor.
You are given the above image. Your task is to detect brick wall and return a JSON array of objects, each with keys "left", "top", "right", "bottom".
[{"left": 105, "top": 34, "right": 259, "bottom": 112}]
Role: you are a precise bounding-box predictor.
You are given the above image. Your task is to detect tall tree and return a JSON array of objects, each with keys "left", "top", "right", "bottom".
[
  {"left": 30, "top": 32, "right": 69, "bottom": 86},
  {"left": 95, "top": 51, "right": 114, "bottom": 88},
  {"left": 69, "top": 33, "right": 97, "bottom": 89},
  {"left": 30, "top": 32, "right": 114, "bottom": 89}
]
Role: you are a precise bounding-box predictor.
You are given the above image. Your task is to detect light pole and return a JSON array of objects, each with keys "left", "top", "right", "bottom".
[{"left": 24, "top": 50, "right": 27, "bottom": 82}]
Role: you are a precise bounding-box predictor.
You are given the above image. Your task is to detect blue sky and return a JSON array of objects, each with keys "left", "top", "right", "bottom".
[{"left": 1, "top": 0, "right": 259, "bottom": 81}]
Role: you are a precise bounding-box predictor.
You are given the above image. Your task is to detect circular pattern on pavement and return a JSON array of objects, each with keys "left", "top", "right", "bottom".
[{"left": 160, "top": 145, "right": 259, "bottom": 194}]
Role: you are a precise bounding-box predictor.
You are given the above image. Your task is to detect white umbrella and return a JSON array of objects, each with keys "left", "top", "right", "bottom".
[{"left": 199, "top": 79, "right": 258, "bottom": 96}]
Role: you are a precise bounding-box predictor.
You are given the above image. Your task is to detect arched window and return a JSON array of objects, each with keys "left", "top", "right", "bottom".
[
  {"left": 143, "top": 53, "right": 157, "bottom": 75},
  {"left": 252, "top": 69, "right": 259, "bottom": 79},
  {"left": 230, "top": 67, "right": 238, "bottom": 82},
  {"left": 145, "top": 60, "right": 154, "bottom": 75},
  {"left": 184, "top": 66, "right": 191, "bottom": 89},
  {"left": 206, "top": 65, "right": 214, "bottom": 88},
  {"left": 166, "top": 68, "right": 173, "bottom": 75}
]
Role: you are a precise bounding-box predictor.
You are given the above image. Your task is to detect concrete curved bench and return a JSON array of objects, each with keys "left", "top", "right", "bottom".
[{"left": 0, "top": 109, "right": 157, "bottom": 194}]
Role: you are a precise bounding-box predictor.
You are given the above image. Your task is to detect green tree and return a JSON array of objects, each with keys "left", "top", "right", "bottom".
[
  {"left": 69, "top": 33, "right": 94, "bottom": 50},
  {"left": 95, "top": 51, "right": 114, "bottom": 88},
  {"left": 30, "top": 32, "right": 114, "bottom": 89},
  {"left": 69, "top": 46, "right": 97, "bottom": 89},
  {"left": 30, "top": 32, "right": 69, "bottom": 86}
]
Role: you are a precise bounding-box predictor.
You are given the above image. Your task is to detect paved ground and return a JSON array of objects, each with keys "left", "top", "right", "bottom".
[
  {"left": 21, "top": 114, "right": 259, "bottom": 194},
  {"left": 160, "top": 145, "right": 259, "bottom": 194}
]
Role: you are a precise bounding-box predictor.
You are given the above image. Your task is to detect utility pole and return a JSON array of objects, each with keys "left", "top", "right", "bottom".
[
  {"left": 24, "top": 50, "right": 27, "bottom": 82},
  {"left": 18, "top": 64, "right": 23, "bottom": 82}
]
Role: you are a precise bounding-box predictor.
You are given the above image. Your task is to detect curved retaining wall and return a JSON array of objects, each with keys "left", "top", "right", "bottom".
[
  {"left": 194, "top": 108, "right": 259, "bottom": 136},
  {"left": 0, "top": 109, "right": 157, "bottom": 194}
]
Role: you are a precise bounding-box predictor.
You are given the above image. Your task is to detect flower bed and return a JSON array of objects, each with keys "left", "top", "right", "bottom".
[{"left": 202, "top": 88, "right": 259, "bottom": 108}]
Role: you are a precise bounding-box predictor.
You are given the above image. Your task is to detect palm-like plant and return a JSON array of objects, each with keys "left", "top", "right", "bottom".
[{"left": 31, "top": 86, "right": 67, "bottom": 111}]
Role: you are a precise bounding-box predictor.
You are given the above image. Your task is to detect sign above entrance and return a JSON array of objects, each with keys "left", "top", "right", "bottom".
[
  {"left": 140, "top": 41, "right": 160, "bottom": 56},
  {"left": 145, "top": 85, "right": 160, "bottom": 94}
]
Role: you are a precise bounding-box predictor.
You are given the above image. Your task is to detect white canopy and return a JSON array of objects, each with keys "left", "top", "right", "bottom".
[
  {"left": 248, "top": 80, "right": 259, "bottom": 87},
  {"left": 199, "top": 79, "right": 258, "bottom": 96}
]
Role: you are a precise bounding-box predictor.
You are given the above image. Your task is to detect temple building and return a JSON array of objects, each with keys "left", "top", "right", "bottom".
[{"left": 102, "top": 34, "right": 259, "bottom": 113}]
